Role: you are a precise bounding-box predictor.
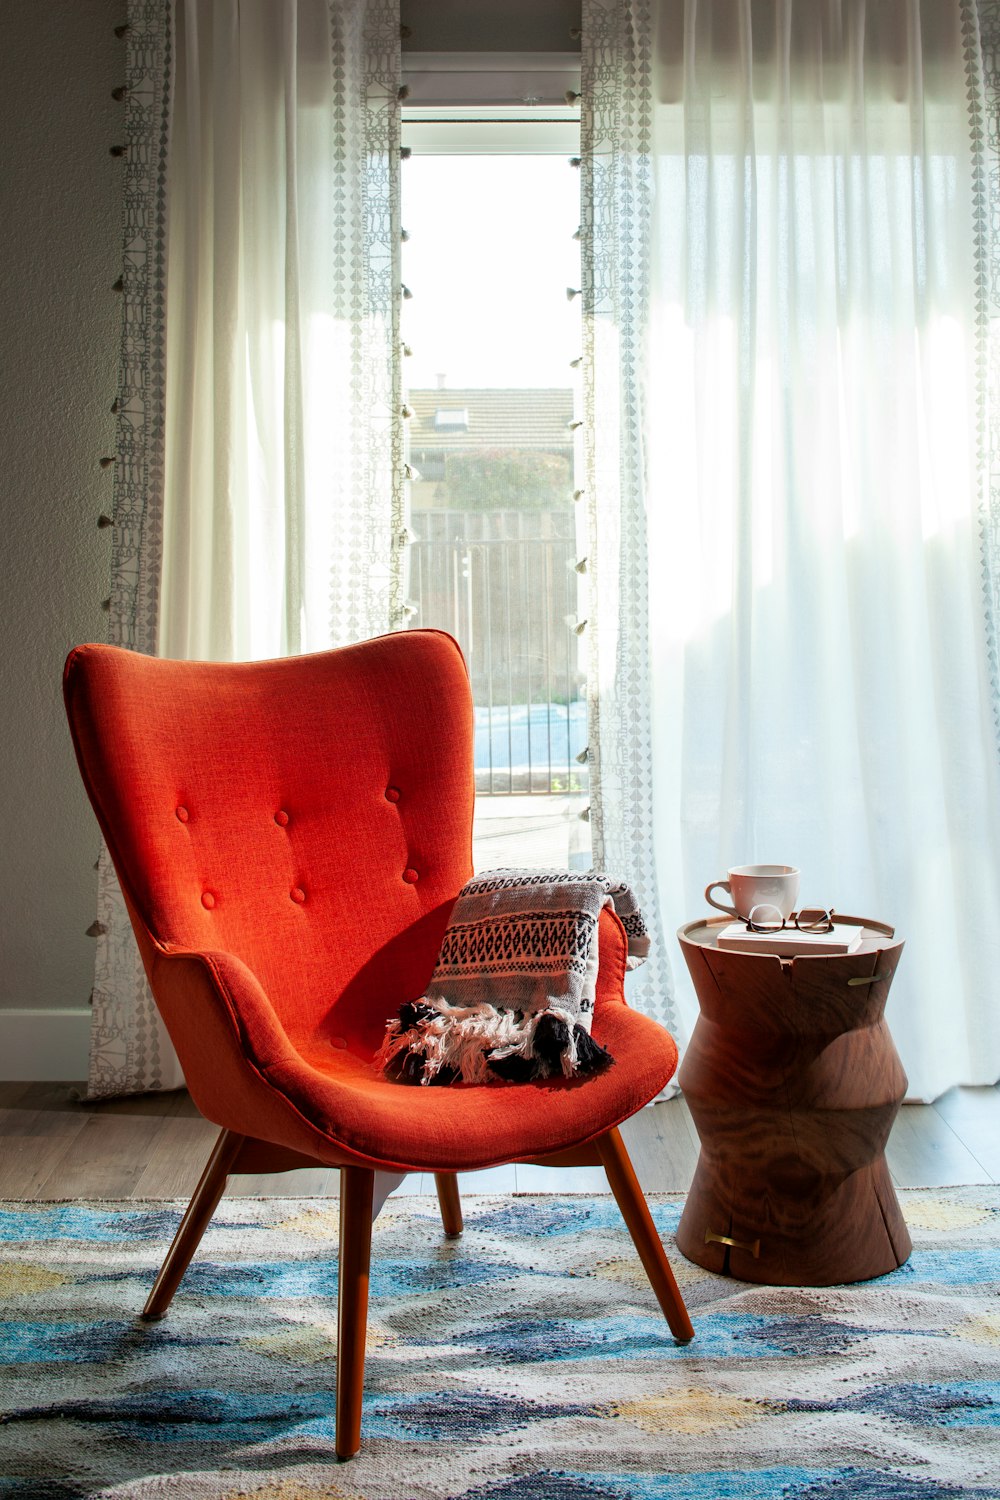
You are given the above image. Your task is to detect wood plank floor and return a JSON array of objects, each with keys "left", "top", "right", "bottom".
[{"left": 1, "top": 1081, "right": 997, "bottom": 1201}]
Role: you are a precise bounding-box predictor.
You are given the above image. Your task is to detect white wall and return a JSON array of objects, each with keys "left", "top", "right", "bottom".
[{"left": 0, "top": 1, "right": 122, "bottom": 1078}]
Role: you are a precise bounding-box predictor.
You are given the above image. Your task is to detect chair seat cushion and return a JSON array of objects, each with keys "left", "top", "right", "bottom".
[{"left": 284, "top": 998, "right": 678, "bottom": 1172}]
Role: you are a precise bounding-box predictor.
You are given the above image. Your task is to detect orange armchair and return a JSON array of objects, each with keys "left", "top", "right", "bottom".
[{"left": 63, "top": 629, "right": 692, "bottom": 1459}]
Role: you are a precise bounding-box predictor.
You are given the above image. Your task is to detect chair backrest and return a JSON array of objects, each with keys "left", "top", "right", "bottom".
[{"left": 64, "top": 631, "right": 475, "bottom": 1047}]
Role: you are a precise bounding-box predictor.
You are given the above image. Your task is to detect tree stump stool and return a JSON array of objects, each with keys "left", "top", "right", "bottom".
[{"left": 675, "top": 920, "right": 912, "bottom": 1286}]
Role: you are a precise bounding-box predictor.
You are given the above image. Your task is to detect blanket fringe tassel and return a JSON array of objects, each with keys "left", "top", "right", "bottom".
[{"left": 376, "top": 999, "right": 615, "bottom": 1086}]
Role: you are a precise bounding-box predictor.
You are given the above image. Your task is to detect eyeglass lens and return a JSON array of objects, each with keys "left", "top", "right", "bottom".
[
  {"left": 795, "top": 908, "right": 834, "bottom": 932},
  {"left": 746, "top": 903, "right": 785, "bottom": 932}
]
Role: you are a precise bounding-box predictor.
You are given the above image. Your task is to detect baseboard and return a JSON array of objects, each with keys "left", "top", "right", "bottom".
[{"left": 0, "top": 1008, "right": 91, "bottom": 1081}]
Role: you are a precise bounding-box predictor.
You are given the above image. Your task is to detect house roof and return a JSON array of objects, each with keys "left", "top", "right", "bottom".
[{"left": 407, "top": 388, "right": 575, "bottom": 451}]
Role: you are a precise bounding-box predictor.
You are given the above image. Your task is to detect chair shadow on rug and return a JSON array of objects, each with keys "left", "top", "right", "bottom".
[{"left": 63, "top": 629, "right": 693, "bottom": 1460}]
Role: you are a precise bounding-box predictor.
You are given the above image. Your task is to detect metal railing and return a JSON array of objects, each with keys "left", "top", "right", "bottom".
[{"left": 409, "top": 509, "right": 588, "bottom": 794}]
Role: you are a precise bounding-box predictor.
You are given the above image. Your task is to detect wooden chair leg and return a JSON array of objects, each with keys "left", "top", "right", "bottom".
[
  {"left": 336, "top": 1166, "right": 374, "bottom": 1460},
  {"left": 434, "top": 1172, "right": 463, "bottom": 1237},
  {"left": 596, "top": 1126, "right": 695, "bottom": 1344},
  {"left": 141, "top": 1127, "right": 246, "bottom": 1322}
]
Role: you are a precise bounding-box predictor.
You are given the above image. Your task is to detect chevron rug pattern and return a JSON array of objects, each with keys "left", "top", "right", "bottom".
[{"left": 1, "top": 1190, "right": 998, "bottom": 1498}]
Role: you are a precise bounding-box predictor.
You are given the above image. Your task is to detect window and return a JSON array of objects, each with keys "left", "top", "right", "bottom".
[
  {"left": 401, "top": 103, "right": 588, "bottom": 870},
  {"left": 434, "top": 408, "right": 470, "bottom": 430}
]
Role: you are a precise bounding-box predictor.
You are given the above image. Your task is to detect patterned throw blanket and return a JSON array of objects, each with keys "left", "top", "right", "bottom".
[{"left": 377, "top": 869, "right": 649, "bottom": 1086}]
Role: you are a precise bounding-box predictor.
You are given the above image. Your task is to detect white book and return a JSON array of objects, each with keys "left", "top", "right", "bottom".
[{"left": 715, "top": 921, "right": 863, "bottom": 957}]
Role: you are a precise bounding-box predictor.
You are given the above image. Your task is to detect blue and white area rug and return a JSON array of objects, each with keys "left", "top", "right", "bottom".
[{"left": 1, "top": 1190, "right": 998, "bottom": 1499}]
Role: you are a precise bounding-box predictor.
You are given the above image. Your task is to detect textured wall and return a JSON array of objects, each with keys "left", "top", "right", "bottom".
[{"left": 0, "top": 1, "right": 122, "bottom": 1020}]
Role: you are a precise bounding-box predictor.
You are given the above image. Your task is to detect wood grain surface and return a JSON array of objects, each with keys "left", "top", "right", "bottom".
[{"left": 675, "top": 921, "right": 912, "bottom": 1286}]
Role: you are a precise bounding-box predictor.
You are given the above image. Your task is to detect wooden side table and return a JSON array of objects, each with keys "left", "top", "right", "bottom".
[{"left": 675, "top": 919, "right": 912, "bottom": 1286}]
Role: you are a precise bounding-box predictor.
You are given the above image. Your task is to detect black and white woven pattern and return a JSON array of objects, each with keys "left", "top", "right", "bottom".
[{"left": 378, "top": 869, "right": 649, "bottom": 1086}]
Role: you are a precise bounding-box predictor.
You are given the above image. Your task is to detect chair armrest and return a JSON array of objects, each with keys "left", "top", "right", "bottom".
[
  {"left": 148, "top": 945, "right": 346, "bottom": 1155},
  {"left": 594, "top": 903, "right": 630, "bottom": 1014}
]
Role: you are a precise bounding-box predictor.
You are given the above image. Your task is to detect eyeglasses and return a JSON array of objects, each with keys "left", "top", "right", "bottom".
[
  {"left": 745, "top": 905, "right": 835, "bottom": 934},
  {"left": 738, "top": 908, "right": 897, "bottom": 940}
]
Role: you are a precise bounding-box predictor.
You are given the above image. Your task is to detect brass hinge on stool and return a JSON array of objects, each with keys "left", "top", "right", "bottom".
[{"left": 705, "top": 1228, "right": 760, "bottom": 1258}]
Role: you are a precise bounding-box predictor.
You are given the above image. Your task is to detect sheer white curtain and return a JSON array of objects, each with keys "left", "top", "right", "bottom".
[
  {"left": 582, "top": 0, "right": 1000, "bottom": 1100},
  {"left": 89, "top": 0, "right": 401, "bottom": 1097},
  {"left": 159, "top": 0, "right": 402, "bottom": 660}
]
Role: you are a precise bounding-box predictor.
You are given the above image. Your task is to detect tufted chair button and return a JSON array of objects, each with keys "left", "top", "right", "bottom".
[
  {"left": 274, "top": 810, "right": 290, "bottom": 827},
  {"left": 201, "top": 891, "right": 216, "bottom": 909},
  {"left": 290, "top": 886, "right": 306, "bottom": 903},
  {"left": 402, "top": 867, "right": 419, "bottom": 884},
  {"left": 384, "top": 786, "right": 401, "bottom": 803},
  {"left": 176, "top": 806, "right": 189, "bottom": 823}
]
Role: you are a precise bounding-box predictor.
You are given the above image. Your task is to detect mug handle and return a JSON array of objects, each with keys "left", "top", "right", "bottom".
[{"left": 705, "top": 880, "right": 738, "bottom": 918}]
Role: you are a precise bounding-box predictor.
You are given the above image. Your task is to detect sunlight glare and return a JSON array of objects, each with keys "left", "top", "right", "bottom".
[{"left": 401, "top": 156, "right": 581, "bottom": 389}]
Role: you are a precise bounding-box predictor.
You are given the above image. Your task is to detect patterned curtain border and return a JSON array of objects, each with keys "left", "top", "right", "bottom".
[
  {"left": 364, "top": 2, "right": 405, "bottom": 637},
  {"left": 85, "top": 0, "right": 178, "bottom": 1100},
  {"left": 969, "top": 0, "right": 1000, "bottom": 765},
  {"left": 580, "top": 0, "right": 679, "bottom": 1033},
  {"left": 110, "top": 0, "right": 172, "bottom": 656},
  {"left": 334, "top": 0, "right": 405, "bottom": 645},
  {"left": 580, "top": 0, "right": 650, "bottom": 871}
]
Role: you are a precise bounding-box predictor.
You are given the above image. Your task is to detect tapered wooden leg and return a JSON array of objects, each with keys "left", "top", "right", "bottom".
[
  {"left": 596, "top": 1126, "right": 694, "bottom": 1343},
  {"left": 434, "top": 1172, "right": 463, "bottom": 1238},
  {"left": 336, "top": 1166, "right": 374, "bottom": 1460},
  {"left": 141, "top": 1127, "right": 246, "bottom": 1322}
]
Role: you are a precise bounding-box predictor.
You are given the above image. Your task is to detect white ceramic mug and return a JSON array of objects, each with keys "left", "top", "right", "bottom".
[{"left": 705, "top": 864, "right": 800, "bottom": 924}]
